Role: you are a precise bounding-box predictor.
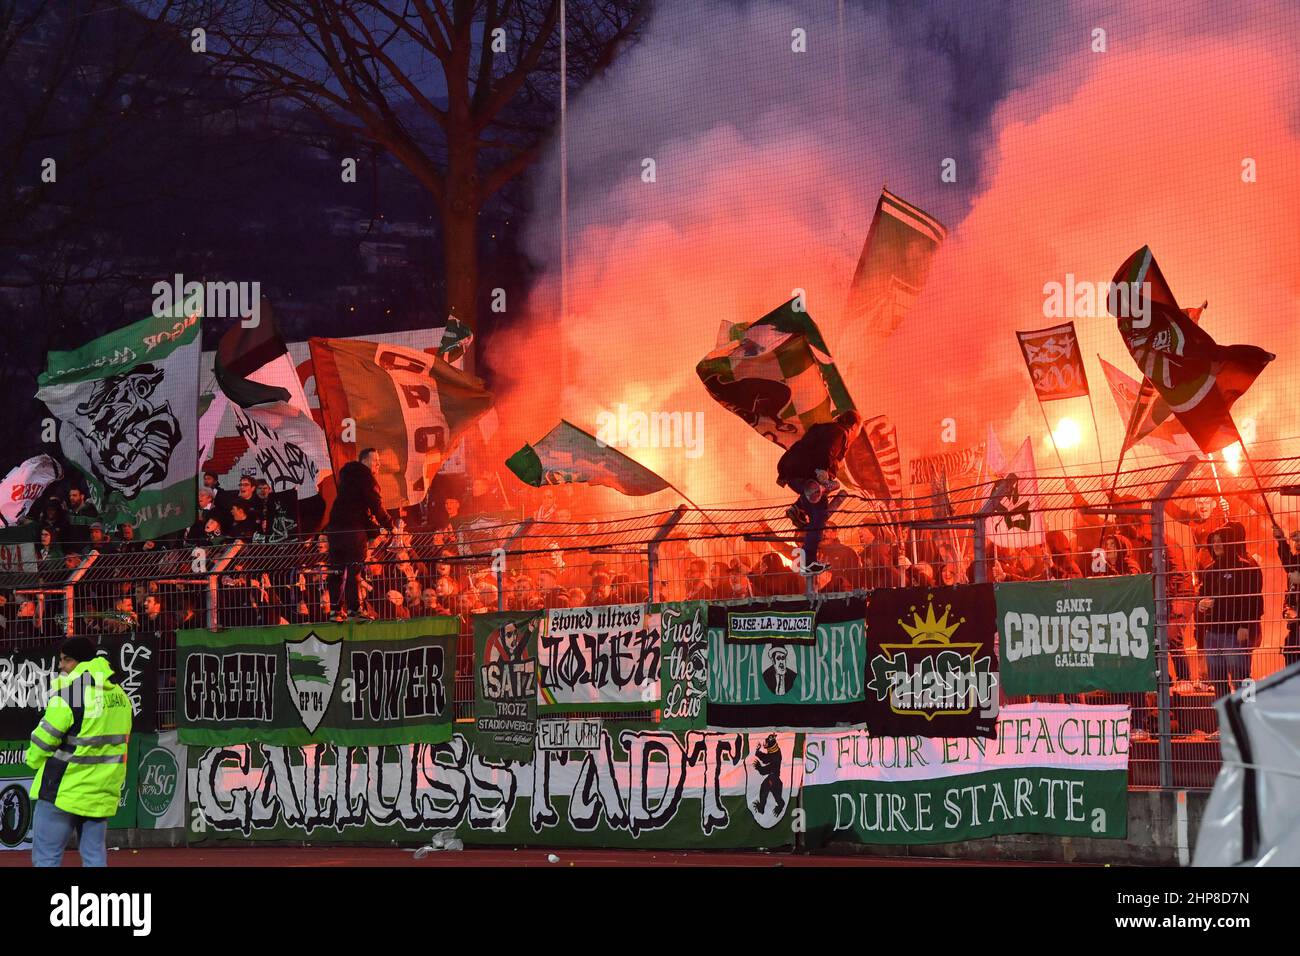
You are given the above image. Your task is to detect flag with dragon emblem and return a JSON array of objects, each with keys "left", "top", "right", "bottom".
[{"left": 37, "top": 305, "right": 201, "bottom": 538}]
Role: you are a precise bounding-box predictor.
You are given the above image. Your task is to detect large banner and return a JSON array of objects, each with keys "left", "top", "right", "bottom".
[
  {"left": 37, "top": 309, "right": 201, "bottom": 537},
  {"left": 802, "top": 704, "right": 1129, "bottom": 847},
  {"left": 864, "top": 585, "right": 999, "bottom": 738},
  {"left": 177, "top": 618, "right": 458, "bottom": 747},
  {"left": 538, "top": 604, "right": 661, "bottom": 713},
  {"left": 706, "top": 598, "right": 867, "bottom": 728},
  {"left": 0, "top": 635, "right": 159, "bottom": 739},
  {"left": 656, "top": 602, "right": 709, "bottom": 731},
  {"left": 187, "top": 726, "right": 803, "bottom": 849},
  {"left": 474, "top": 612, "right": 541, "bottom": 761},
  {"left": 997, "top": 576, "right": 1156, "bottom": 694}
]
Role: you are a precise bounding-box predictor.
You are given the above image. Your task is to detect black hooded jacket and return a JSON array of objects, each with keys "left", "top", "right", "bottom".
[
  {"left": 326, "top": 462, "right": 394, "bottom": 534},
  {"left": 776, "top": 421, "right": 853, "bottom": 487},
  {"left": 1200, "top": 521, "right": 1263, "bottom": 635}
]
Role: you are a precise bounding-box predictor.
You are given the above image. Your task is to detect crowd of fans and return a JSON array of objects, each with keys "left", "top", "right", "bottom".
[{"left": 4, "top": 458, "right": 1299, "bottom": 715}]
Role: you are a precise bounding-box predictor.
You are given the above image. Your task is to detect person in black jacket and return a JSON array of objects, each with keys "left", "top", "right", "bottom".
[
  {"left": 1198, "top": 521, "right": 1263, "bottom": 700},
  {"left": 776, "top": 410, "right": 861, "bottom": 574},
  {"left": 1273, "top": 523, "right": 1300, "bottom": 667},
  {"left": 325, "top": 456, "right": 394, "bottom": 620}
]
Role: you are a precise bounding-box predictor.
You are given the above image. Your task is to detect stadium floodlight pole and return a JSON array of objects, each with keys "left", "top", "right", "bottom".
[
  {"left": 558, "top": 0, "right": 568, "bottom": 409},
  {"left": 646, "top": 506, "right": 687, "bottom": 604}
]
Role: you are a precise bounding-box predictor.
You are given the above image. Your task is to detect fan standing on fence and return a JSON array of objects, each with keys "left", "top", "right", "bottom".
[{"left": 776, "top": 410, "right": 862, "bottom": 574}]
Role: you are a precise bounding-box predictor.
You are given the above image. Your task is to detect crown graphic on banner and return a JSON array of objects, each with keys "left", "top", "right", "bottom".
[{"left": 897, "top": 596, "right": 964, "bottom": 644}]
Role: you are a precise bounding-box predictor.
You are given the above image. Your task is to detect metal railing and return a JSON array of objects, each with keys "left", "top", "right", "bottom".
[{"left": 4, "top": 454, "right": 1300, "bottom": 790}]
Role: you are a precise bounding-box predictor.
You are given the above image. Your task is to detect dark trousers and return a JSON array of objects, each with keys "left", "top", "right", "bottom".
[
  {"left": 327, "top": 530, "right": 368, "bottom": 616},
  {"left": 800, "top": 495, "right": 830, "bottom": 568}
]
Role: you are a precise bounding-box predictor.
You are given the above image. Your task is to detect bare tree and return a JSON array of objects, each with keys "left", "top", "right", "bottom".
[{"left": 186, "top": 0, "right": 647, "bottom": 335}]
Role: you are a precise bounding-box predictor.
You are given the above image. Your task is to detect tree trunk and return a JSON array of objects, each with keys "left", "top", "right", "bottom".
[{"left": 443, "top": 131, "right": 481, "bottom": 335}]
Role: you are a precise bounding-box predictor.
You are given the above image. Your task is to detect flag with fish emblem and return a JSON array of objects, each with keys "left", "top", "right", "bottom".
[
  {"left": 1016, "top": 322, "right": 1090, "bottom": 401},
  {"left": 36, "top": 305, "right": 201, "bottom": 537},
  {"left": 697, "top": 299, "right": 853, "bottom": 449},
  {"left": 506, "top": 420, "right": 671, "bottom": 497},
  {"left": 844, "top": 187, "right": 947, "bottom": 336},
  {"left": 310, "top": 337, "right": 494, "bottom": 508},
  {"left": 1111, "top": 247, "right": 1273, "bottom": 453}
]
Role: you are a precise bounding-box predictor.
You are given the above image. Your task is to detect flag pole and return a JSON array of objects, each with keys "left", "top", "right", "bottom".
[
  {"left": 1236, "top": 436, "right": 1279, "bottom": 530},
  {"left": 1084, "top": 383, "right": 1107, "bottom": 473},
  {"left": 1034, "top": 396, "right": 1070, "bottom": 480}
]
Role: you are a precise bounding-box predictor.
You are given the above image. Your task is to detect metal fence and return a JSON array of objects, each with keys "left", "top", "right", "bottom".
[{"left": 4, "top": 453, "right": 1299, "bottom": 791}]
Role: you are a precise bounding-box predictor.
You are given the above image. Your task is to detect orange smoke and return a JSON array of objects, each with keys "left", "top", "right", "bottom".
[{"left": 485, "top": 7, "right": 1300, "bottom": 515}]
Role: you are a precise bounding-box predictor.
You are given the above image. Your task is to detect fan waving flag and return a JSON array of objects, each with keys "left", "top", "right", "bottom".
[
  {"left": 506, "top": 421, "right": 671, "bottom": 497},
  {"left": 37, "top": 307, "right": 201, "bottom": 538},
  {"left": 1016, "top": 322, "right": 1090, "bottom": 401},
  {"left": 844, "top": 187, "right": 947, "bottom": 336},
  {"left": 1111, "top": 247, "right": 1273, "bottom": 452},
  {"left": 697, "top": 299, "right": 853, "bottom": 449},
  {"left": 309, "top": 337, "right": 494, "bottom": 507},
  {"left": 0, "top": 455, "right": 62, "bottom": 526}
]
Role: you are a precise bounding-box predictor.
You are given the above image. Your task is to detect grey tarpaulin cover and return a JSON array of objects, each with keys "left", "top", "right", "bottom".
[{"left": 1194, "top": 661, "right": 1300, "bottom": 866}]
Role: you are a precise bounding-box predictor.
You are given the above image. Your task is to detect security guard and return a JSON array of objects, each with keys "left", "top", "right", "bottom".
[{"left": 26, "top": 637, "right": 132, "bottom": 867}]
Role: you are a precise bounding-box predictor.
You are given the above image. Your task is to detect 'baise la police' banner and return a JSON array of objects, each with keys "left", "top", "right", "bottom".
[
  {"left": 177, "top": 618, "right": 458, "bottom": 747},
  {"left": 707, "top": 597, "right": 868, "bottom": 728},
  {"left": 801, "top": 704, "right": 1129, "bottom": 847},
  {"left": 185, "top": 725, "right": 803, "bottom": 849},
  {"left": 996, "top": 575, "right": 1156, "bottom": 694}
]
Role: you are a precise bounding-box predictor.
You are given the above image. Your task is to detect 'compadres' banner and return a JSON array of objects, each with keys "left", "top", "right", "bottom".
[
  {"left": 538, "top": 604, "right": 660, "bottom": 713},
  {"left": 187, "top": 726, "right": 803, "bottom": 849},
  {"left": 801, "top": 704, "right": 1129, "bottom": 847},
  {"left": 997, "top": 576, "right": 1156, "bottom": 695},
  {"left": 177, "top": 618, "right": 458, "bottom": 747},
  {"left": 37, "top": 308, "right": 201, "bottom": 537},
  {"left": 707, "top": 597, "right": 867, "bottom": 728},
  {"left": 474, "top": 611, "right": 541, "bottom": 760}
]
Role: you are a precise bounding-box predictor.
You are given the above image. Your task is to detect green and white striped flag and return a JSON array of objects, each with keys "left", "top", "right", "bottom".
[
  {"left": 845, "top": 187, "right": 947, "bottom": 336},
  {"left": 696, "top": 299, "right": 853, "bottom": 449},
  {"left": 36, "top": 305, "right": 202, "bottom": 538},
  {"left": 506, "top": 420, "right": 670, "bottom": 496}
]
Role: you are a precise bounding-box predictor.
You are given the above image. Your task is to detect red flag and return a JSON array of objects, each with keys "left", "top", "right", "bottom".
[
  {"left": 1111, "top": 247, "right": 1273, "bottom": 452},
  {"left": 1016, "top": 322, "right": 1090, "bottom": 401}
]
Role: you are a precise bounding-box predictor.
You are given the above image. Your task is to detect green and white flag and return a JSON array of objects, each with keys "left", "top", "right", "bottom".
[
  {"left": 696, "top": 299, "right": 853, "bottom": 449},
  {"left": 506, "top": 420, "right": 670, "bottom": 496},
  {"left": 997, "top": 575, "right": 1157, "bottom": 694},
  {"left": 37, "top": 306, "right": 202, "bottom": 538}
]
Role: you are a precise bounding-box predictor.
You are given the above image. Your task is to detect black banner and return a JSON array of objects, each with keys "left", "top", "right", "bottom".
[
  {"left": 864, "top": 584, "right": 999, "bottom": 738},
  {"left": 0, "top": 634, "right": 158, "bottom": 739}
]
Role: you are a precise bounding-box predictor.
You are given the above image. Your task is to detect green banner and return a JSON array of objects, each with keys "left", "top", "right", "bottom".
[
  {"left": 474, "top": 612, "right": 541, "bottom": 761},
  {"left": 107, "top": 739, "right": 140, "bottom": 830},
  {"left": 177, "top": 618, "right": 459, "bottom": 747},
  {"left": 186, "top": 726, "right": 802, "bottom": 849},
  {"left": 655, "top": 602, "right": 709, "bottom": 731},
  {"left": 36, "top": 306, "right": 202, "bottom": 538},
  {"left": 801, "top": 704, "right": 1129, "bottom": 847},
  {"left": 135, "top": 732, "right": 187, "bottom": 829},
  {"left": 997, "top": 575, "right": 1156, "bottom": 694}
]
